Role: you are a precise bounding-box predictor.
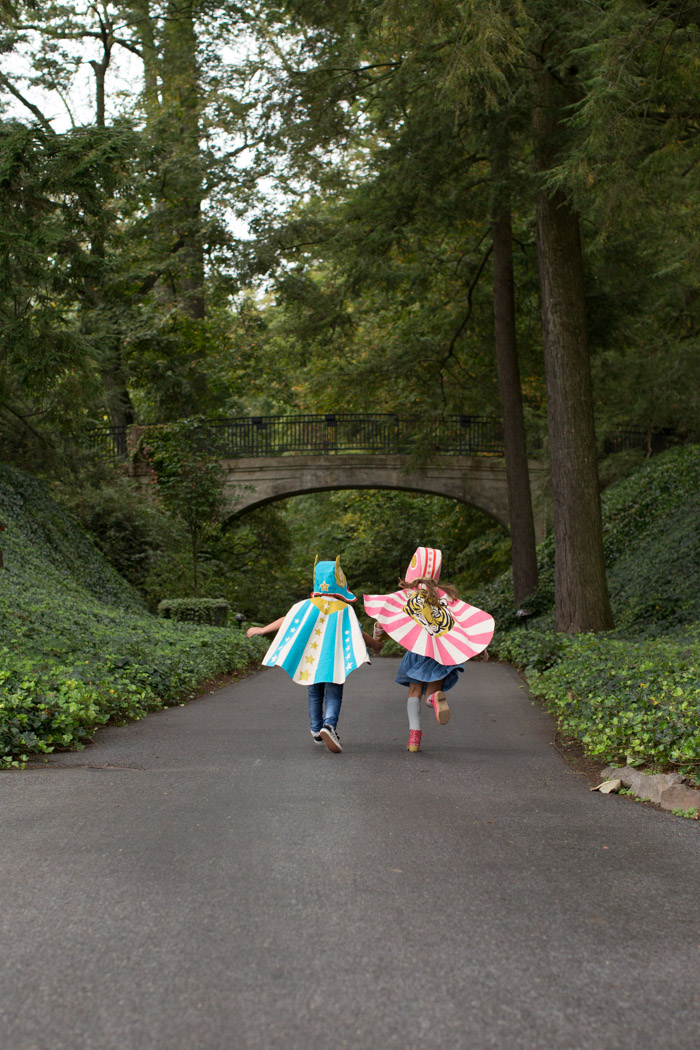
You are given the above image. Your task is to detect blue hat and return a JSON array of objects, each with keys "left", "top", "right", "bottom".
[{"left": 312, "top": 556, "right": 356, "bottom": 603}]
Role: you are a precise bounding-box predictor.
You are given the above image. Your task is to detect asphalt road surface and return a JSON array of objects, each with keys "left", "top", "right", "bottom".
[{"left": 2, "top": 657, "right": 699, "bottom": 1050}]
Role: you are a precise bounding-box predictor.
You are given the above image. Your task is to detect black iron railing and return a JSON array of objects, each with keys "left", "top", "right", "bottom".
[
  {"left": 85, "top": 414, "right": 683, "bottom": 461},
  {"left": 86, "top": 425, "right": 129, "bottom": 458},
  {"left": 601, "top": 427, "right": 676, "bottom": 456},
  {"left": 86, "top": 413, "right": 506, "bottom": 459}
]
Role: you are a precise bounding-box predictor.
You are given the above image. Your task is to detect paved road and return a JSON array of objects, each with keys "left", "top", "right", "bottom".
[{"left": 2, "top": 658, "right": 699, "bottom": 1050}]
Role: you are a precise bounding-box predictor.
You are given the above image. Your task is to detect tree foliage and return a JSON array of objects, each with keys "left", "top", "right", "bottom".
[
  {"left": 141, "top": 416, "right": 228, "bottom": 595},
  {"left": 1, "top": 0, "right": 700, "bottom": 632}
]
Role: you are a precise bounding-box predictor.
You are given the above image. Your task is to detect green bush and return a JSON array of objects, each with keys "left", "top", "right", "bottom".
[
  {"left": 489, "top": 628, "right": 571, "bottom": 674},
  {"left": 63, "top": 474, "right": 179, "bottom": 591},
  {"left": 158, "top": 597, "right": 230, "bottom": 626},
  {"left": 0, "top": 624, "right": 269, "bottom": 768},
  {"left": 496, "top": 628, "right": 700, "bottom": 780},
  {"left": 0, "top": 462, "right": 142, "bottom": 611}
]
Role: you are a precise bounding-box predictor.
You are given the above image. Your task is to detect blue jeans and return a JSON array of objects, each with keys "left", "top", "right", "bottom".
[{"left": 307, "top": 682, "right": 343, "bottom": 732}]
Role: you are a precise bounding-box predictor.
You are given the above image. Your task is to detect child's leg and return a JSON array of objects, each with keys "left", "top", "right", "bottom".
[
  {"left": 319, "top": 682, "right": 343, "bottom": 753},
  {"left": 405, "top": 681, "right": 423, "bottom": 751},
  {"left": 322, "top": 682, "right": 343, "bottom": 729},
  {"left": 424, "top": 678, "right": 445, "bottom": 697},
  {"left": 406, "top": 684, "right": 422, "bottom": 731},
  {"left": 307, "top": 683, "right": 325, "bottom": 734},
  {"left": 424, "top": 678, "right": 449, "bottom": 724}
]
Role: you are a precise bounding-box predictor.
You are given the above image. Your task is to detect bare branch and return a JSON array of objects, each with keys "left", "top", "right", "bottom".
[
  {"left": 445, "top": 242, "right": 494, "bottom": 357},
  {"left": 18, "top": 24, "right": 142, "bottom": 58},
  {"left": 0, "top": 72, "right": 54, "bottom": 131}
]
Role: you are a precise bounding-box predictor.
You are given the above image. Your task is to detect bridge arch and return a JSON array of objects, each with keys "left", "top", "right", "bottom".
[{"left": 223, "top": 454, "right": 550, "bottom": 541}]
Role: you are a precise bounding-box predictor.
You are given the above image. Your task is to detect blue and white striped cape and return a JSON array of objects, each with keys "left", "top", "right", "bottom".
[{"left": 262, "top": 597, "right": 370, "bottom": 685}]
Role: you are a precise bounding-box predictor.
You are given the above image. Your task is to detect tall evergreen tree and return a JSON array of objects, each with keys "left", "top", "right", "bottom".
[
  {"left": 490, "top": 138, "right": 538, "bottom": 606},
  {"left": 531, "top": 31, "right": 613, "bottom": 631}
]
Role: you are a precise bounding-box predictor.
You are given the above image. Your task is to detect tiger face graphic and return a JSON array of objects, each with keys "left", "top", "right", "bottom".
[{"left": 403, "top": 589, "right": 455, "bottom": 637}]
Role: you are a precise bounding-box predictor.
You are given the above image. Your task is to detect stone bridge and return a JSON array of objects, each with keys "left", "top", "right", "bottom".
[
  {"left": 96, "top": 414, "right": 551, "bottom": 540},
  {"left": 224, "top": 453, "right": 550, "bottom": 540}
]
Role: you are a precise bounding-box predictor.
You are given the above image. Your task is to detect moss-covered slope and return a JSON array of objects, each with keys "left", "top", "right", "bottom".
[
  {"left": 0, "top": 464, "right": 266, "bottom": 767},
  {"left": 480, "top": 444, "right": 700, "bottom": 636}
]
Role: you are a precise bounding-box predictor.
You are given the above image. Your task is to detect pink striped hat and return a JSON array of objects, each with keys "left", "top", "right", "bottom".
[{"left": 405, "top": 547, "right": 442, "bottom": 583}]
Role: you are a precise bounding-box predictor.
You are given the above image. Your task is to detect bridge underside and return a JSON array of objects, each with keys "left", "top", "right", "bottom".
[{"left": 223, "top": 455, "right": 550, "bottom": 541}]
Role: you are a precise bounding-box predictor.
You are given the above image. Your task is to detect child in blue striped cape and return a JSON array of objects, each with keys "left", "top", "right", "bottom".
[{"left": 246, "top": 556, "right": 383, "bottom": 752}]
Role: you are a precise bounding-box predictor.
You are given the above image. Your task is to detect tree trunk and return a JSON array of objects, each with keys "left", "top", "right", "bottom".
[
  {"left": 101, "top": 349, "right": 136, "bottom": 431},
  {"left": 491, "top": 145, "right": 539, "bottom": 606},
  {"left": 88, "top": 10, "right": 112, "bottom": 129},
  {"left": 192, "top": 532, "right": 199, "bottom": 596},
  {"left": 88, "top": 14, "right": 136, "bottom": 432},
  {"left": 161, "top": 0, "right": 205, "bottom": 321},
  {"left": 532, "top": 59, "right": 614, "bottom": 633},
  {"left": 124, "top": 0, "right": 160, "bottom": 112}
]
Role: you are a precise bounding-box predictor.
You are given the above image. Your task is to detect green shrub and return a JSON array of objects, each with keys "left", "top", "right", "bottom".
[
  {"left": 0, "top": 625, "right": 269, "bottom": 767},
  {"left": 0, "top": 463, "right": 142, "bottom": 611},
  {"left": 64, "top": 474, "right": 179, "bottom": 590},
  {"left": 158, "top": 597, "right": 230, "bottom": 626},
  {"left": 482, "top": 447, "right": 700, "bottom": 781},
  {"left": 489, "top": 628, "right": 571, "bottom": 674}
]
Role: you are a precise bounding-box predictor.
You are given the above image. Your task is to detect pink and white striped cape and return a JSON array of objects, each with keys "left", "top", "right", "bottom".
[{"left": 363, "top": 587, "right": 494, "bottom": 665}]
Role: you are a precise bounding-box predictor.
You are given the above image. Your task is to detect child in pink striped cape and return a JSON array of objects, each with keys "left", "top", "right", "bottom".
[{"left": 363, "top": 547, "right": 494, "bottom": 752}]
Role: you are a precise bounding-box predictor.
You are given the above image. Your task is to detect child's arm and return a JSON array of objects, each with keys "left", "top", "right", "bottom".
[
  {"left": 362, "top": 630, "right": 385, "bottom": 653},
  {"left": 247, "top": 617, "right": 285, "bottom": 638}
]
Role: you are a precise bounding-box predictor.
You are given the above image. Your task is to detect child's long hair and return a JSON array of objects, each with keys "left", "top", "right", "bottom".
[{"left": 398, "top": 576, "right": 459, "bottom": 603}]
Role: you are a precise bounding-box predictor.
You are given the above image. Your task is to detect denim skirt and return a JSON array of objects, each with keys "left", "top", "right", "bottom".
[{"left": 395, "top": 651, "right": 464, "bottom": 692}]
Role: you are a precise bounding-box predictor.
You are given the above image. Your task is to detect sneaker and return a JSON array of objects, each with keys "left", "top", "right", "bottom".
[
  {"left": 426, "top": 690, "right": 450, "bottom": 725},
  {"left": 320, "top": 724, "right": 342, "bottom": 753},
  {"left": 311, "top": 730, "right": 324, "bottom": 745},
  {"left": 406, "top": 729, "right": 423, "bottom": 753}
]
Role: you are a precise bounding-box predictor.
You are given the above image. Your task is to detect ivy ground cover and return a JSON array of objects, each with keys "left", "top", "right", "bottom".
[
  {"left": 481, "top": 446, "right": 700, "bottom": 783},
  {"left": 0, "top": 464, "right": 267, "bottom": 767}
]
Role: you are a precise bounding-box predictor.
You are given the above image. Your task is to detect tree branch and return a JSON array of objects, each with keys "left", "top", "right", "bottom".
[
  {"left": 445, "top": 243, "right": 494, "bottom": 358},
  {"left": 0, "top": 401, "right": 54, "bottom": 445},
  {"left": 18, "top": 25, "right": 143, "bottom": 58},
  {"left": 0, "top": 72, "right": 54, "bottom": 131}
]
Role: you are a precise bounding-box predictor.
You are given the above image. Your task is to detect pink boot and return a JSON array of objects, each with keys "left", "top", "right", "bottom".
[
  {"left": 406, "top": 729, "right": 423, "bottom": 753},
  {"left": 426, "top": 691, "right": 450, "bottom": 725}
]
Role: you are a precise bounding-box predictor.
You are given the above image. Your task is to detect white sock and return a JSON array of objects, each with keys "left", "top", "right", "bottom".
[{"left": 407, "top": 696, "right": 421, "bottom": 732}]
